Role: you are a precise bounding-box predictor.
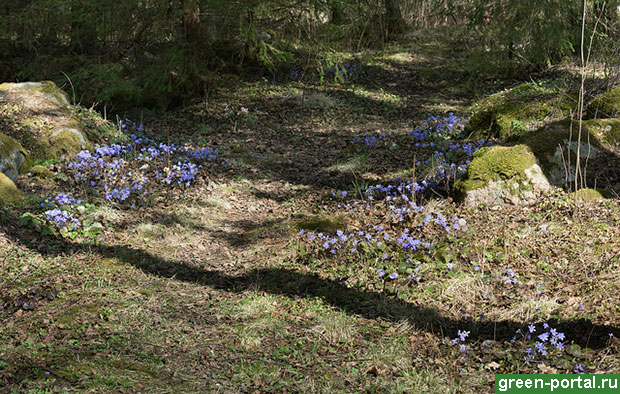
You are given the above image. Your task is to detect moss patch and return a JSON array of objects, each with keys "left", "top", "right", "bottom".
[
  {"left": 293, "top": 215, "right": 346, "bottom": 232},
  {"left": 0, "top": 132, "right": 31, "bottom": 176},
  {"left": 580, "top": 118, "right": 620, "bottom": 147},
  {"left": 29, "top": 165, "right": 55, "bottom": 179},
  {"left": 0, "top": 172, "right": 23, "bottom": 206},
  {"left": 466, "top": 82, "right": 575, "bottom": 140},
  {"left": 49, "top": 128, "right": 89, "bottom": 158},
  {"left": 571, "top": 188, "right": 610, "bottom": 202},
  {"left": 586, "top": 86, "right": 620, "bottom": 119},
  {"left": 454, "top": 145, "right": 537, "bottom": 198}
]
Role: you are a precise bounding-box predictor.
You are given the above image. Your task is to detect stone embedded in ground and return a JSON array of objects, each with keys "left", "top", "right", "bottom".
[
  {"left": 586, "top": 86, "right": 620, "bottom": 119},
  {"left": 29, "top": 165, "right": 55, "bottom": 179},
  {"left": 519, "top": 119, "right": 620, "bottom": 186},
  {"left": 0, "top": 80, "right": 91, "bottom": 162},
  {"left": 0, "top": 132, "right": 29, "bottom": 181},
  {"left": 465, "top": 82, "right": 575, "bottom": 140},
  {"left": 571, "top": 188, "right": 611, "bottom": 202},
  {"left": 456, "top": 118, "right": 620, "bottom": 206},
  {"left": 0, "top": 171, "right": 23, "bottom": 206},
  {"left": 454, "top": 144, "right": 551, "bottom": 207}
]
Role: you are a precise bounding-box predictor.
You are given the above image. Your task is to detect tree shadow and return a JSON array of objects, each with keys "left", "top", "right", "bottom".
[{"left": 1, "top": 210, "right": 617, "bottom": 350}]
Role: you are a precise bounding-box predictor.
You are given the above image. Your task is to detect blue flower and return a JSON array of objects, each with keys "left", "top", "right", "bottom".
[{"left": 534, "top": 342, "right": 547, "bottom": 356}]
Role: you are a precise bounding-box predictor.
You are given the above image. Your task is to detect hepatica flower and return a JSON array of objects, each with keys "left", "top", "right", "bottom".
[
  {"left": 502, "top": 269, "right": 518, "bottom": 284},
  {"left": 535, "top": 342, "right": 547, "bottom": 356},
  {"left": 63, "top": 120, "right": 224, "bottom": 208},
  {"left": 45, "top": 208, "right": 80, "bottom": 229}
]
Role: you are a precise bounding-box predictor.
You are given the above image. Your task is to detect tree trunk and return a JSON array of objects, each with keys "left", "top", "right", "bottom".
[
  {"left": 182, "top": 0, "right": 201, "bottom": 46},
  {"left": 384, "top": 0, "right": 405, "bottom": 38},
  {"left": 329, "top": 0, "right": 345, "bottom": 24}
]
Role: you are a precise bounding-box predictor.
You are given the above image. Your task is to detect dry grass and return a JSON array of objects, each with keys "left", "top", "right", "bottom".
[
  {"left": 441, "top": 273, "right": 490, "bottom": 314},
  {"left": 492, "top": 297, "right": 561, "bottom": 322},
  {"left": 312, "top": 311, "right": 358, "bottom": 343}
]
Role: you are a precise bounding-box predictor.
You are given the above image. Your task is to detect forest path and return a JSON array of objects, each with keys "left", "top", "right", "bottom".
[{"left": 120, "top": 30, "right": 479, "bottom": 274}]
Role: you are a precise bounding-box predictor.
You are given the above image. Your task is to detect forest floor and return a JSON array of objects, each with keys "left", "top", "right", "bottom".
[{"left": 2, "top": 29, "right": 620, "bottom": 393}]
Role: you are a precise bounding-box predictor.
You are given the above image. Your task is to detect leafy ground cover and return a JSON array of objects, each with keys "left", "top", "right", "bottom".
[{"left": 2, "top": 29, "right": 620, "bottom": 393}]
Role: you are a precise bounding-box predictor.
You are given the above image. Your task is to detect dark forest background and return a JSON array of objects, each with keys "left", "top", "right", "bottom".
[{"left": 2, "top": 0, "right": 619, "bottom": 112}]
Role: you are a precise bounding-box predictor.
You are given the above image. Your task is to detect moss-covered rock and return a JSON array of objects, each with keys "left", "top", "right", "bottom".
[
  {"left": 0, "top": 132, "right": 30, "bottom": 181},
  {"left": 570, "top": 188, "right": 610, "bottom": 202},
  {"left": 29, "top": 165, "right": 55, "bottom": 179},
  {"left": 579, "top": 118, "right": 620, "bottom": 147},
  {"left": 49, "top": 127, "right": 91, "bottom": 158},
  {"left": 519, "top": 119, "right": 611, "bottom": 186},
  {"left": 0, "top": 80, "right": 95, "bottom": 162},
  {"left": 457, "top": 117, "right": 620, "bottom": 206},
  {"left": 466, "top": 83, "right": 576, "bottom": 140},
  {"left": 0, "top": 172, "right": 23, "bottom": 206},
  {"left": 454, "top": 145, "right": 550, "bottom": 206},
  {"left": 0, "top": 81, "right": 70, "bottom": 107},
  {"left": 586, "top": 86, "right": 620, "bottom": 119}
]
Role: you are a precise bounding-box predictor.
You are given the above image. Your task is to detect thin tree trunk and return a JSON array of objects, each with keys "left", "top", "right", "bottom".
[
  {"left": 182, "top": 0, "right": 201, "bottom": 46},
  {"left": 384, "top": 0, "right": 405, "bottom": 38}
]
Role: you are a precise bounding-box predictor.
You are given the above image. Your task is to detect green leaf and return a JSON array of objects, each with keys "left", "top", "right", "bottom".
[{"left": 40, "top": 225, "right": 54, "bottom": 236}]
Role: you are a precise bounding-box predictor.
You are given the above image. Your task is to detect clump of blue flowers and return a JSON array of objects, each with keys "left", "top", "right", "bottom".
[
  {"left": 41, "top": 193, "right": 83, "bottom": 230},
  {"left": 510, "top": 322, "right": 569, "bottom": 367},
  {"left": 452, "top": 330, "right": 470, "bottom": 353},
  {"left": 63, "top": 119, "right": 226, "bottom": 207}
]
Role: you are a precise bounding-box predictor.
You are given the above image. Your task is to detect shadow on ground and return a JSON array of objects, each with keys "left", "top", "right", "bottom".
[{"left": 1, "top": 211, "right": 617, "bottom": 350}]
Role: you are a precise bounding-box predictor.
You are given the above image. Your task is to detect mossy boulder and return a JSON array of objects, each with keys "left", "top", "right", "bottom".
[
  {"left": 454, "top": 145, "right": 551, "bottom": 206},
  {"left": 0, "top": 81, "right": 71, "bottom": 108},
  {"left": 456, "top": 118, "right": 620, "bottom": 205},
  {"left": 49, "top": 127, "right": 92, "bottom": 158},
  {"left": 570, "top": 188, "right": 611, "bottom": 202},
  {"left": 29, "top": 165, "right": 55, "bottom": 179},
  {"left": 0, "top": 81, "right": 92, "bottom": 162},
  {"left": 0, "top": 132, "right": 30, "bottom": 181},
  {"left": 578, "top": 118, "right": 620, "bottom": 147},
  {"left": 586, "top": 86, "right": 620, "bottom": 119},
  {"left": 0, "top": 172, "right": 23, "bottom": 206},
  {"left": 519, "top": 119, "right": 615, "bottom": 186},
  {"left": 466, "top": 83, "right": 575, "bottom": 140}
]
